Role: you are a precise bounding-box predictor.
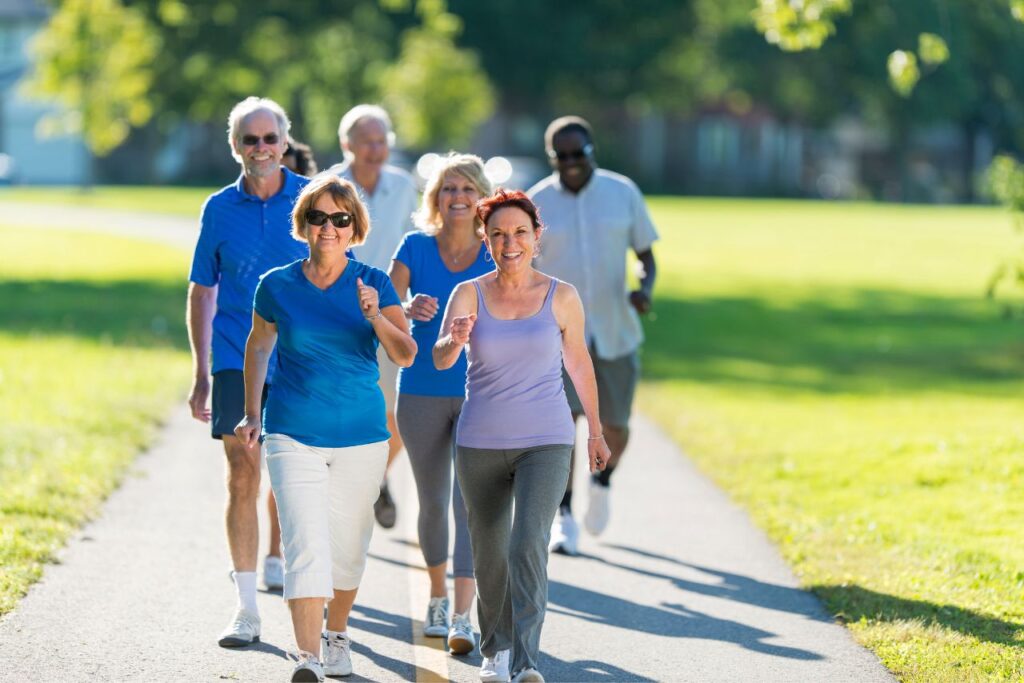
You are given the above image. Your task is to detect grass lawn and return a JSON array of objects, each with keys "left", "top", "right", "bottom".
[
  {"left": 0, "top": 185, "right": 214, "bottom": 217},
  {"left": 639, "top": 198, "right": 1024, "bottom": 681},
  {"left": 0, "top": 225, "right": 190, "bottom": 616}
]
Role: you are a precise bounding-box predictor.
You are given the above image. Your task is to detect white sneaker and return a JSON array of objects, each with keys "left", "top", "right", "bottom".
[
  {"left": 512, "top": 668, "right": 545, "bottom": 683},
  {"left": 447, "top": 610, "right": 475, "bottom": 655},
  {"left": 322, "top": 631, "right": 352, "bottom": 676},
  {"left": 263, "top": 554, "right": 285, "bottom": 591},
  {"left": 291, "top": 651, "right": 324, "bottom": 682},
  {"left": 424, "top": 596, "right": 450, "bottom": 637},
  {"left": 584, "top": 479, "right": 611, "bottom": 536},
  {"left": 217, "top": 607, "right": 261, "bottom": 647},
  {"left": 548, "top": 507, "right": 579, "bottom": 556},
  {"left": 479, "top": 648, "right": 511, "bottom": 682}
]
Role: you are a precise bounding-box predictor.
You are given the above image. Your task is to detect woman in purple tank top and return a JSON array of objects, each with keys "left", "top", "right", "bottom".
[{"left": 434, "top": 189, "right": 611, "bottom": 683}]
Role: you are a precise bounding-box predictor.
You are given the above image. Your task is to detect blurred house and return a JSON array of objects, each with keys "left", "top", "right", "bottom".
[{"left": 0, "top": 0, "right": 89, "bottom": 184}]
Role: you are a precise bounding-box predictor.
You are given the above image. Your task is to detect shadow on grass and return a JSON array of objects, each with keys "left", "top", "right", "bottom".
[
  {"left": 643, "top": 288, "right": 1022, "bottom": 394},
  {"left": 812, "top": 584, "right": 1024, "bottom": 648},
  {"left": 0, "top": 279, "right": 187, "bottom": 350}
]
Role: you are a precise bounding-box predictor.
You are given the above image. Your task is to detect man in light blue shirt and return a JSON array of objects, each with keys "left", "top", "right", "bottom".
[
  {"left": 529, "top": 115, "right": 659, "bottom": 556},
  {"left": 328, "top": 105, "right": 418, "bottom": 529},
  {"left": 187, "top": 96, "right": 310, "bottom": 647}
]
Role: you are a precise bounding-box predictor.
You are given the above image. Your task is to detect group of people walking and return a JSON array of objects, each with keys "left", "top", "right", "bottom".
[{"left": 187, "top": 97, "right": 658, "bottom": 682}]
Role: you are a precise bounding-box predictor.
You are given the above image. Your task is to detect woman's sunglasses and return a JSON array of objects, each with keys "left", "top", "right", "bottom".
[{"left": 305, "top": 209, "right": 353, "bottom": 228}]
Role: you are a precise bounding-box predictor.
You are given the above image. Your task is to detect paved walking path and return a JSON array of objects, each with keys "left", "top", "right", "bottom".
[{"left": 0, "top": 201, "right": 893, "bottom": 681}]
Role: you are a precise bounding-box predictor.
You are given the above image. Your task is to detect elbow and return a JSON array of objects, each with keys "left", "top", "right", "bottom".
[
  {"left": 397, "top": 338, "right": 417, "bottom": 368},
  {"left": 432, "top": 346, "right": 452, "bottom": 371}
]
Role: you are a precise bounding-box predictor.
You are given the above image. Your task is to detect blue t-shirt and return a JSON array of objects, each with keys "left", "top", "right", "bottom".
[
  {"left": 393, "top": 232, "right": 494, "bottom": 397},
  {"left": 188, "top": 168, "right": 310, "bottom": 381},
  {"left": 253, "top": 259, "right": 401, "bottom": 448}
]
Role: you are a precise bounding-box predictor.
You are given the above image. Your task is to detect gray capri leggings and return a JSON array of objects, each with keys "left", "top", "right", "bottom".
[
  {"left": 455, "top": 443, "right": 571, "bottom": 674},
  {"left": 396, "top": 393, "right": 473, "bottom": 577}
]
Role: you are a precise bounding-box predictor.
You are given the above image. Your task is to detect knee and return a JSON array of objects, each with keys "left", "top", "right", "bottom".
[{"left": 225, "top": 450, "right": 260, "bottom": 497}]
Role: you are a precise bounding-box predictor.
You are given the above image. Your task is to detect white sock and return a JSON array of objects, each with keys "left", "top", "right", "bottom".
[
  {"left": 325, "top": 629, "right": 348, "bottom": 640},
  {"left": 232, "top": 571, "right": 259, "bottom": 614}
]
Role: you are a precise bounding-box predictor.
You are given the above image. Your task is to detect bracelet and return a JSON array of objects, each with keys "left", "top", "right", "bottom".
[
  {"left": 587, "top": 434, "right": 604, "bottom": 440},
  {"left": 365, "top": 309, "right": 383, "bottom": 321}
]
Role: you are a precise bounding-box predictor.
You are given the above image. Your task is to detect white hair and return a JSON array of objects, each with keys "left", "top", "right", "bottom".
[
  {"left": 226, "top": 97, "right": 291, "bottom": 162},
  {"left": 337, "top": 104, "right": 396, "bottom": 159}
]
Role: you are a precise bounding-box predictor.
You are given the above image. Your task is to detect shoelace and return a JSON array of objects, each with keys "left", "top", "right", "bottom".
[
  {"left": 287, "top": 649, "right": 320, "bottom": 665},
  {"left": 428, "top": 601, "right": 447, "bottom": 626}
]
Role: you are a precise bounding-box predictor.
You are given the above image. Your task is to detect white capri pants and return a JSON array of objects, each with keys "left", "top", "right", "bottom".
[{"left": 265, "top": 434, "right": 389, "bottom": 600}]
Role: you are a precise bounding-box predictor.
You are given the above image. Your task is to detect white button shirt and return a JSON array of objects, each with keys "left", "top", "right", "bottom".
[
  {"left": 529, "top": 169, "right": 659, "bottom": 360},
  {"left": 332, "top": 163, "right": 418, "bottom": 271}
]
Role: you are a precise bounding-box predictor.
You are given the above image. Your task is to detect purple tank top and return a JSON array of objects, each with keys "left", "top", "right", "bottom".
[{"left": 456, "top": 278, "right": 575, "bottom": 449}]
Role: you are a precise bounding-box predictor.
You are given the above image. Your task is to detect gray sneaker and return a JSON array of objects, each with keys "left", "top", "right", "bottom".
[
  {"left": 322, "top": 631, "right": 353, "bottom": 676},
  {"left": 447, "top": 610, "right": 475, "bottom": 655},
  {"left": 291, "top": 651, "right": 324, "bottom": 682},
  {"left": 217, "top": 607, "right": 261, "bottom": 648},
  {"left": 424, "top": 596, "right": 450, "bottom": 637}
]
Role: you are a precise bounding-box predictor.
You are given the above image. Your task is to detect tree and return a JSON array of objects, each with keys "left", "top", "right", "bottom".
[{"left": 23, "top": 0, "right": 159, "bottom": 163}]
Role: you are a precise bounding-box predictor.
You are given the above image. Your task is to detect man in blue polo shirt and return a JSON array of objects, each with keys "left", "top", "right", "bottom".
[{"left": 187, "top": 96, "right": 310, "bottom": 648}]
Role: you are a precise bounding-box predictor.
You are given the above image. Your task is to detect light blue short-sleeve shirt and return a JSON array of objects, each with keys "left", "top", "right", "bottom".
[{"left": 253, "top": 259, "right": 401, "bottom": 447}]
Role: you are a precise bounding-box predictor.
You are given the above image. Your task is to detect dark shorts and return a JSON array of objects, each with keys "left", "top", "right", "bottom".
[
  {"left": 211, "top": 370, "right": 269, "bottom": 440},
  {"left": 562, "top": 346, "right": 639, "bottom": 429}
]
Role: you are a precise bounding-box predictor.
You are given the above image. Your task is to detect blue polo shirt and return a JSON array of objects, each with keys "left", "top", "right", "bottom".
[
  {"left": 253, "top": 259, "right": 402, "bottom": 448},
  {"left": 189, "top": 168, "right": 310, "bottom": 381},
  {"left": 393, "top": 232, "right": 494, "bottom": 397}
]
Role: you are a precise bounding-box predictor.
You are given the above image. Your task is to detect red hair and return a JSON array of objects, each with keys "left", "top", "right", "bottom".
[{"left": 475, "top": 188, "right": 543, "bottom": 232}]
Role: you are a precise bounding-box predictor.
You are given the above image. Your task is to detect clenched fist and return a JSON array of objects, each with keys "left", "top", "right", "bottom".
[
  {"left": 356, "top": 277, "right": 380, "bottom": 318},
  {"left": 451, "top": 313, "right": 477, "bottom": 345},
  {"left": 405, "top": 293, "right": 439, "bottom": 322}
]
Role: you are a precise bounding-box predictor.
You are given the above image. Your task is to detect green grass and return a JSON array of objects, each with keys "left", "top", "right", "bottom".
[
  {"left": 639, "top": 198, "right": 1024, "bottom": 681},
  {"left": 0, "top": 225, "right": 190, "bottom": 616},
  {"left": 0, "top": 185, "right": 214, "bottom": 217}
]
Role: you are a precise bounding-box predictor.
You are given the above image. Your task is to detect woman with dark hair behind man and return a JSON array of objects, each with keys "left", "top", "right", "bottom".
[{"left": 434, "top": 189, "right": 610, "bottom": 683}]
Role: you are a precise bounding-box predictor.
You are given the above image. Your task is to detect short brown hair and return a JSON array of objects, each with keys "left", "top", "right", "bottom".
[
  {"left": 476, "top": 188, "right": 543, "bottom": 235},
  {"left": 291, "top": 174, "right": 371, "bottom": 246}
]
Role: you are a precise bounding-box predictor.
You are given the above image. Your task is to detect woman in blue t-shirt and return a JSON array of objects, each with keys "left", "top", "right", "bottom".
[
  {"left": 388, "top": 153, "right": 493, "bottom": 653},
  {"left": 235, "top": 174, "right": 416, "bottom": 681}
]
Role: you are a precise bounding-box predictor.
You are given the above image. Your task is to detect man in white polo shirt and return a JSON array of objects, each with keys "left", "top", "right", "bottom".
[
  {"left": 329, "top": 104, "right": 418, "bottom": 528},
  {"left": 528, "top": 115, "right": 659, "bottom": 556}
]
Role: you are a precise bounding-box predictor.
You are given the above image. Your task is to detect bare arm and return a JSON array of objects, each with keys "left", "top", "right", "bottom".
[
  {"left": 389, "top": 259, "right": 440, "bottom": 322},
  {"left": 357, "top": 277, "right": 417, "bottom": 367},
  {"left": 554, "top": 282, "right": 611, "bottom": 472},
  {"left": 433, "top": 281, "right": 479, "bottom": 370},
  {"left": 629, "top": 248, "right": 657, "bottom": 314},
  {"left": 234, "top": 312, "right": 277, "bottom": 449},
  {"left": 186, "top": 282, "right": 217, "bottom": 422}
]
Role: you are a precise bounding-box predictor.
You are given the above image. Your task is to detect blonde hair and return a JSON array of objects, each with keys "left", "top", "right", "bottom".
[
  {"left": 413, "top": 153, "right": 492, "bottom": 236},
  {"left": 291, "top": 174, "right": 371, "bottom": 246}
]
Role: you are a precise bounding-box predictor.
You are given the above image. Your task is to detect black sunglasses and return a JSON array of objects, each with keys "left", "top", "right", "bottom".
[
  {"left": 305, "top": 209, "right": 354, "bottom": 228},
  {"left": 549, "top": 143, "right": 593, "bottom": 162},
  {"left": 240, "top": 133, "right": 280, "bottom": 146}
]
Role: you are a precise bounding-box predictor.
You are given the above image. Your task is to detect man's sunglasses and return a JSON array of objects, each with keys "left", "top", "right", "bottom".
[
  {"left": 548, "top": 143, "right": 593, "bottom": 162},
  {"left": 240, "top": 133, "right": 280, "bottom": 146},
  {"left": 305, "top": 209, "right": 354, "bottom": 228}
]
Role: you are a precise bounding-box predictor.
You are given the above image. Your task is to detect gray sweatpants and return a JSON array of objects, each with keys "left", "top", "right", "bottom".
[
  {"left": 396, "top": 393, "right": 473, "bottom": 577},
  {"left": 455, "top": 443, "right": 571, "bottom": 673}
]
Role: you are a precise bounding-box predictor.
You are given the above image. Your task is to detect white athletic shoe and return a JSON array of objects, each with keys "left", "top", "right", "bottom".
[
  {"left": 479, "top": 648, "right": 511, "bottom": 682},
  {"left": 322, "top": 631, "right": 353, "bottom": 676},
  {"left": 217, "top": 607, "right": 261, "bottom": 648},
  {"left": 263, "top": 554, "right": 285, "bottom": 591},
  {"left": 447, "top": 610, "right": 475, "bottom": 655},
  {"left": 549, "top": 507, "right": 579, "bottom": 556},
  {"left": 512, "top": 668, "right": 545, "bottom": 683},
  {"left": 424, "top": 596, "right": 450, "bottom": 637},
  {"left": 583, "top": 480, "right": 611, "bottom": 536},
  {"left": 291, "top": 651, "right": 324, "bottom": 682}
]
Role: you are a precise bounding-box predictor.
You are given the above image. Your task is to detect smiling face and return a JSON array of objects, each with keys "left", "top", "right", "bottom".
[
  {"left": 550, "top": 129, "right": 595, "bottom": 192},
  {"left": 233, "top": 109, "right": 286, "bottom": 179},
  {"left": 344, "top": 116, "right": 390, "bottom": 175},
  {"left": 438, "top": 171, "right": 483, "bottom": 228},
  {"left": 305, "top": 193, "right": 354, "bottom": 256},
  {"left": 485, "top": 206, "right": 540, "bottom": 273}
]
